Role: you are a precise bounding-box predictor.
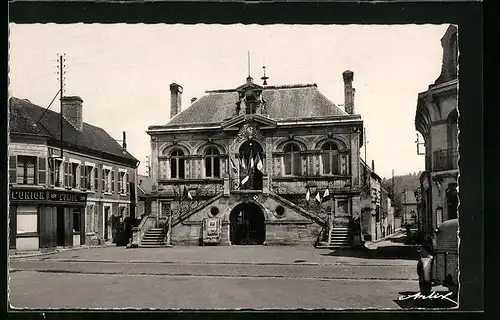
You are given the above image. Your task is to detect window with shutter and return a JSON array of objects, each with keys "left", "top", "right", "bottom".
[
  {"left": 16, "top": 156, "right": 38, "bottom": 185},
  {"left": 9, "top": 155, "right": 17, "bottom": 184},
  {"left": 38, "top": 157, "right": 46, "bottom": 185},
  {"left": 111, "top": 170, "right": 115, "bottom": 193}
]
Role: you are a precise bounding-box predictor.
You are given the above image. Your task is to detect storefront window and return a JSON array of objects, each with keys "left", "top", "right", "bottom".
[{"left": 17, "top": 206, "right": 38, "bottom": 234}]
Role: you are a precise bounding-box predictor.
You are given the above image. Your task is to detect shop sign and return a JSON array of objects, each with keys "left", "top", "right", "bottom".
[
  {"left": 10, "top": 188, "right": 87, "bottom": 204},
  {"left": 10, "top": 189, "right": 46, "bottom": 201},
  {"left": 48, "top": 190, "right": 87, "bottom": 203}
]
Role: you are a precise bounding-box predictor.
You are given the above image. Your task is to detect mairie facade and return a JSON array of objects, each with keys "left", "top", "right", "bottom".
[
  {"left": 415, "top": 25, "right": 459, "bottom": 247},
  {"left": 9, "top": 96, "right": 139, "bottom": 252},
  {"left": 144, "top": 71, "right": 365, "bottom": 247}
]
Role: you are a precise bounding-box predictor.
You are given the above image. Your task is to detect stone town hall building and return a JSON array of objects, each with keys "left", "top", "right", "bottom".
[{"left": 145, "top": 71, "right": 365, "bottom": 247}]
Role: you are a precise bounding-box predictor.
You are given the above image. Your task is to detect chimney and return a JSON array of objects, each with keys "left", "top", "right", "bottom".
[
  {"left": 170, "top": 83, "right": 183, "bottom": 118},
  {"left": 191, "top": 97, "right": 197, "bottom": 104},
  {"left": 342, "top": 70, "right": 354, "bottom": 115},
  {"left": 122, "top": 131, "right": 127, "bottom": 150},
  {"left": 371, "top": 160, "right": 375, "bottom": 172},
  {"left": 61, "top": 96, "right": 83, "bottom": 131}
]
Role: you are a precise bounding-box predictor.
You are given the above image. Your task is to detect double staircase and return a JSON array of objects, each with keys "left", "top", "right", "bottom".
[{"left": 140, "top": 228, "right": 165, "bottom": 248}]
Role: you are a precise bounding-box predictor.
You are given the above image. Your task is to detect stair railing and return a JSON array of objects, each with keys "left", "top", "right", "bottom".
[
  {"left": 128, "top": 214, "right": 157, "bottom": 248},
  {"left": 327, "top": 214, "right": 333, "bottom": 246}
]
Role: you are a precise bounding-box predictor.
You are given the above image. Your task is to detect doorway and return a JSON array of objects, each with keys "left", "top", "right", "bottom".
[
  {"left": 104, "top": 206, "right": 110, "bottom": 241},
  {"left": 239, "top": 141, "right": 264, "bottom": 190},
  {"left": 230, "top": 202, "right": 265, "bottom": 245},
  {"left": 56, "top": 207, "right": 65, "bottom": 246}
]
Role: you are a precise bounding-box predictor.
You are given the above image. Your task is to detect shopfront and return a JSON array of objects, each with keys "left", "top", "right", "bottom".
[{"left": 9, "top": 187, "right": 87, "bottom": 251}]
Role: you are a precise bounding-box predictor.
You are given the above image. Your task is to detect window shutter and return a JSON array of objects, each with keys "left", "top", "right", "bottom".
[
  {"left": 94, "top": 168, "right": 98, "bottom": 191},
  {"left": 125, "top": 173, "right": 129, "bottom": 194},
  {"left": 111, "top": 170, "right": 115, "bottom": 193},
  {"left": 80, "top": 165, "right": 85, "bottom": 189},
  {"left": 9, "top": 155, "right": 17, "bottom": 184},
  {"left": 38, "top": 157, "right": 46, "bottom": 185},
  {"left": 102, "top": 167, "right": 105, "bottom": 191},
  {"left": 64, "top": 161, "right": 69, "bottom": 187}
]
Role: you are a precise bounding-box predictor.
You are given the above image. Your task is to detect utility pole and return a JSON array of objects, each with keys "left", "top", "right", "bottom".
[
  {"left": 391, "top": 169, "right": 395, "bottom": 198},
  {"left": 403, "top": 188, "right": 407, "bottom": 225},
  {"left": 363, "top": 127, "right": 367, "bottom": 165},
  {"left": 57, "top": 54, "right": 66, "bottom": 158},
  {"left": 146, "top": 156, "right": 151, "bottom": 177}
]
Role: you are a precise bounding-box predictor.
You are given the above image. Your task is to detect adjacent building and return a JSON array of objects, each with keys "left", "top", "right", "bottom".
[
  {"left": 9, "top": 96, "right": 139, "bottom": 252},
  {"left": 359, "top": 160, "right": 382, "bottom": 242},
  {"left": 144, "top": 71, "right": 366, "bottom": 247},
  {"left": 414, "top": 25, "right": 459, "bottom": 246}
]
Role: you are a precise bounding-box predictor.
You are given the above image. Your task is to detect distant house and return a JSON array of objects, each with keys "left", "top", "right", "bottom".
[
  {"left": 9, "top": 96, "right": 139, "bottom": 252},
  {"left": 401, "top": 189, "right": 418, "bottom": 227},
  {"left": 359, "top": 159, "right": 382, "bottom": 242}
]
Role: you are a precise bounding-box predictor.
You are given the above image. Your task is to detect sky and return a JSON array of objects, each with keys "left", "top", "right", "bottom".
[{"left": 9, "top": 24, "right": 449, "bottom": 179}]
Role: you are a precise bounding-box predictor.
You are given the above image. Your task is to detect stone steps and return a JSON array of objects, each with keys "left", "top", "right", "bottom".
[
  {"left": 140, "top": 228, "right": 165, "bottom": 248},
  {"left": 317, "top": 227, "right": 352, "bottom": 249}
]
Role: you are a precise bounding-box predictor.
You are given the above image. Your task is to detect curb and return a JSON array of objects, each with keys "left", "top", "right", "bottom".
[
  {"left": 9, "top": 244, "right": 116, "bottom": 259},
  {"left": 365, "top": 231, "right": 405, "bottom": 246},
  {"left": 12, "top": 258, "right": 417, "bottom": 267}
]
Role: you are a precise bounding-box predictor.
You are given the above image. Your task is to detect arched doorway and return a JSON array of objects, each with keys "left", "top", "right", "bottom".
[
  {"left": 446, "top": 183, "right": 458, "bottom": 220},
  {"left": 230, "top": 202, "right": 266, "bottom": 245},
  {"left": 239, "top": 141, "right": 264, "bottom": 190}
]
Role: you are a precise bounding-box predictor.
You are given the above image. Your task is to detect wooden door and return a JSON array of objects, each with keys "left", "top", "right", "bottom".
[
  {"left": 9, "top": 205, "right": 16, "bottom": 249},
  {"left": 80, "top": 208, "right": 86, "bottom": 245},
  {"left": 39, "top": 206, "right": 48, "bottom": 248},
  {"left": 64, "top": 207, "right": 73, "bottom": 246}
]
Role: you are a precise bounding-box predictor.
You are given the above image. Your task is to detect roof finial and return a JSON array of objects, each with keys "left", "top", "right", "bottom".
[
  {"left": 261, "top": 60, "right": 269, "bottom": 86},
  {"left": 246, "top": 50, "right": 253, "bottom": 84},
  {"left": 247, "top": 50, "right": 251, "bottom": 77}
]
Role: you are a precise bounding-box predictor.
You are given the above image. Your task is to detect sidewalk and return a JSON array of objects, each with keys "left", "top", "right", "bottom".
[
  {"left": 9, "top": 243, "right": 115, "bottom": 259},
  {"left": 11, "top": 243, "right": 418, "bottom": 267},
  {"left": 364, "top": 230, "right": 406, "bottom": 249}
]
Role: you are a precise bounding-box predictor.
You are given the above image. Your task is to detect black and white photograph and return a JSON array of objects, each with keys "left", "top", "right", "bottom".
[{"left": 7, "top": 20, "right": 468, "bottom": 310}]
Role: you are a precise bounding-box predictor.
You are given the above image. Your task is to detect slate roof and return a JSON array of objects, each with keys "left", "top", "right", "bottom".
[
  {"left": 167, "top": 84, "right": 347, "bottom": 125},
  {"left": 9, "top": 97, "right": 138, "bottom": 164}
]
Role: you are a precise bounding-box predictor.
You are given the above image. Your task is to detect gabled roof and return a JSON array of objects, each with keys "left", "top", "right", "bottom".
[
  {"left": 9, "top": 97, "right": 138, "bottom": 165},
  {"left": 166, "top": 84, "right": 347, "bottom": 126}
]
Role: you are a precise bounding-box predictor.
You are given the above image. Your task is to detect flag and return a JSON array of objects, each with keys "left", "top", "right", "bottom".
[
  {"left": 322, "top": 187, "right": 331, "bottom": 203},
  {"left": 305, "top": 187, "right": 311, "bottom": 201},
  {"left": 183, "top": 186, "right": 193, "bottom": 200},
  {"left": 230, "top": 157, "right": 238, "bottom": 173},
  {"left": 315, "top": 192, "right": 322, "bottom": 204},
  {"left": 241, "top": 175, "right": 249, "bottom": 185},
  {"left": 241, "top": 156, "right": 246, "bottom": 170},
  {"left": 256, "top": 153, "right": 263, "bottom": 171}
]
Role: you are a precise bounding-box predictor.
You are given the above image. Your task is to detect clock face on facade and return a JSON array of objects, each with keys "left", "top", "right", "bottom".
[{"left": 245, "top": 125, "right": 256, "bottom": 136}]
